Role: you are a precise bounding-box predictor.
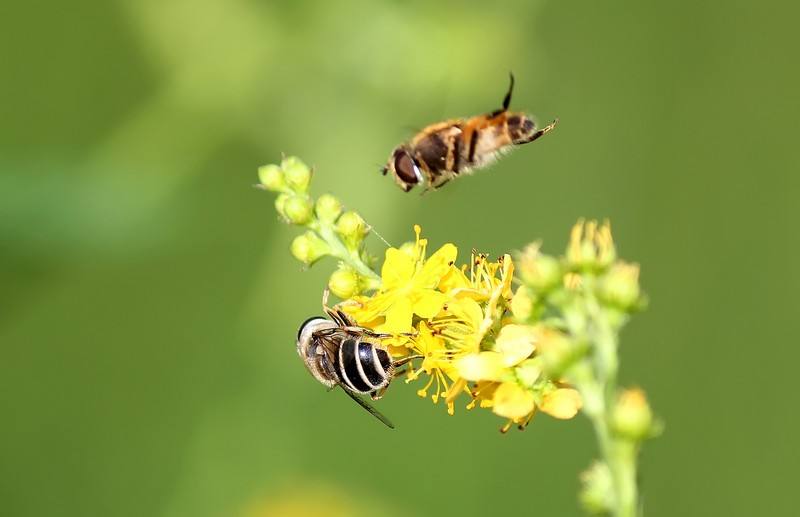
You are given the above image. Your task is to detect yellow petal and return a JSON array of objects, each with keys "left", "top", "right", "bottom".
[
  {"left": 415, "top": 243, "right": 457, "bottom": 288},
  {"left": 381, "top": 248, "right": 414, "bottom": 290},
  {"left": 454, "top": 352, "right": 506, "bottom": 382},
  {"left": 540, "top": 388, "right": 583, "bottom": 419},
  {"left": 412, "top": 290, "right": 448, "bottom": 319},
  {"left": 492, "top": 382, "right": 535, "bottom": 420},
  {"left": 494, "top": 324, "right": 537, "bottom": 366},
  {"left": 438, "top": 265, "right": 470, "bottom": 293},
  {"left": 447, "top": 297, "right": 483, "bottom": 329},
  {"left": 383, "top": 297, "right": 414, "bottom": 333}
]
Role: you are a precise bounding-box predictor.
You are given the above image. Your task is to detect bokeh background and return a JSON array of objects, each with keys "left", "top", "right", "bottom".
[{"left": 2, "top": 1, "right": 798, "bottom": 516}]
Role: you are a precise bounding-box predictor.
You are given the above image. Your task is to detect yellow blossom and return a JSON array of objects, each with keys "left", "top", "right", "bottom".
[
  {"left": 492, "top": 382, "right": 535, "bottom": 420},
  {"left": 540, "top": 388, "right": 583, "bottom": 419},
  {"left": 406, "top": 322, "right": 459, "bottom": 414},
  {"left": 343, "top": 225, "right": 456, "bottom": 332}
]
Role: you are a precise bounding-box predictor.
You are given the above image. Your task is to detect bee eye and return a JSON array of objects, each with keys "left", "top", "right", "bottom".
[
  {"left": 297, "top": 316, "right": 326, "bottom": 341},
  {"left": 393, "top": 150, "right": 419, "bottom": 186}
]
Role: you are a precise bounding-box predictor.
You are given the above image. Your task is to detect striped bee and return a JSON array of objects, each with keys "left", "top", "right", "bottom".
[
  {"left": 382, "top": 73, "right": 558, "bottom": 192},
  {"left": 296, "top": 293, "right": 418, "bottom": 428}
]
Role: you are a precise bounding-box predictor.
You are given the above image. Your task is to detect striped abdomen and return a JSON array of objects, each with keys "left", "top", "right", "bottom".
[{"left": 335, "top": 337, "right": 393, "bottom": 394}]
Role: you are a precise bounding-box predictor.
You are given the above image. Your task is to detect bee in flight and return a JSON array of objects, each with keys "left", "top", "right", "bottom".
[
  {"left": 382, "top": 73, "right": 558, "bottom": 192},
  {"left": 296, "top": 292, "right": 419, "bottom": 428}
]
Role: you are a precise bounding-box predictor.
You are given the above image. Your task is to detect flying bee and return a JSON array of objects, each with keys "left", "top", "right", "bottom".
[
  {"left": 296, "top": 292, "right": 419, "bottom": 428},
  {"left": 382, "top": 73, "right": 558, "bottom": 192}
]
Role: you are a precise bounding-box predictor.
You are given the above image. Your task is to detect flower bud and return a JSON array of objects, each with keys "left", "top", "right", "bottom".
[
  {"left": 536, "top": 327, "right": 583, "bottom": 377},
  {"left": 315, "top": 194, "right": 342, "bottom": 223},
  {"left": 598, "top": 262, "right": 641, "bottom": 311},
  {"left": 274, "top": 193, "right": 289, "bottom": 217},
  {"left": 336, "top": 211, "right": 368, "bottom": 248},
  {"left": 515, "top": 358, "right": 542, "bottom": 388},
  {"left": 281, "top": 156, "right": 312, "bottom": 192},
  {"left": 282, "top": 195, "right": 314, "bottom": 225},
  {"left": 328, "top": 267, "right": 361, "bottom": 299},
  {"left": 611, "top": 388, "right": 654, "bottom": 441},
  {"left": 510, "top": 285, "right": 535, "bottom": 321},
  {"left": 290, "top": 231, "right": 330, "bottom": 265},
  {"left": 566, "top": 219, "right": 616, "bottom": 271},
  {"left": 257, "top": 164, "right": 285, "bottom": 191},
  {"left": 517, "top": 243, "right": 561, "bottom": 292},
  {"left": 579, "top": 461, "right": 613, "bottom": 515}
]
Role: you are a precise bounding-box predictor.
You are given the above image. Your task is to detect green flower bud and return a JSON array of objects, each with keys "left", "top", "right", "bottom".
[
  {"left": 328, "top": 267, "right": 361, "bottom": 299},
  {"left": 281, "top": 156, "right": 312, "bottom": 192},
  {"left": 274, "top": 193, "right": 290, "bottom": 217},
  {"left": 517, "top": 243, "right": 561, "bottom": 292},
  {"left": 282, "top": 195, "right": 314, "bottom": 225},
  {"left": 336, "top": 211, "right": 368, "bottom": 248},
  {"left": 598, "top": 262, "right": 641, "bottom": 311},
  {"left": 315, "top": 194, "right": 342, "bottom": 223},
  {"left": 515, "top": 358, "right": 542, "bottom": 388},
  {"left": 579, "top": 461, "right": 614, "bottom": 515},
  {"left": 537, "top": 327, "right": 584, "bottom": 378},
  {"left": 612, "top": 388, "right": 654, "bottom": 441},
  {"left": 290, "top": 231, "right": 330, "bottom": 265},
  {"left": 257, "top": 164, "right": 285, "bottom": 191}
]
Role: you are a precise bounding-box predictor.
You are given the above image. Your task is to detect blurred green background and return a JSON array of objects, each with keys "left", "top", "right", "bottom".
[{"left": 2, "top": 0, "right": 798, "bottom": 515}]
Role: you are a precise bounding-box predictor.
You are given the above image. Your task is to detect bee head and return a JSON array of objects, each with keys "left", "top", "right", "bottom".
[
  {"left": 386, "top": 148, "right": 423, "bottom": 192},
  {"left": 507, "top": 114, "right": 538, "bottom": 144},
  {"left": 296, "top": 317, "right": 335, "bottom": 355}
]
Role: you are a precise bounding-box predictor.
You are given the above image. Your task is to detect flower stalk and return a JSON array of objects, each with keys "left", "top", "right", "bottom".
[
  {"left": 258, "top": 159, "right": 660, "bottom": 516},
  {"left": 257, "top": 157, "right": 380, "bottom": 296}
]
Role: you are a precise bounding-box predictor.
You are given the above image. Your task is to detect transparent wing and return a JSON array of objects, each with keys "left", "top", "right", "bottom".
[{"left": 339, "top": 386, "right": 395, "bottom": 429}]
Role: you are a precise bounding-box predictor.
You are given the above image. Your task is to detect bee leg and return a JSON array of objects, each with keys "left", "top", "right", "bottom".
[
  {"left": 519, "top": 118, "right": 559, "bottom": 144},
  {"left": 502, "top": 72, "right": 515, "bottom": 111},
  {"left": 370, "top": 387, "right": 388, "bottom": 400},
  {"left": 392, "top": 354, "right": 424, "bottom": 368},
  {"left": 489, "top": 72, "right": 516, "bottom": 117},
  {"left": 322, "top": 289, "right": 359, "bottom": 327}
]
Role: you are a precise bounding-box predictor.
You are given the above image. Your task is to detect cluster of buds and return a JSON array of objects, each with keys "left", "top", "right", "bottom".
[
  {"left": 257, "top": 157, "right": 380, "bottom": 298},
  {"left": 258, "top": 158, "right": 660, "bottom": 517},
  {"left": 510, "top": 220, "right": 658, "bottom": 514}
]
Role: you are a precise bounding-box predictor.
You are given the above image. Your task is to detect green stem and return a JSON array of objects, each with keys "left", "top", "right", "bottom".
[
  {"left": 312, "top": 221, "right": 382, "bottom": 288},
  {"left": 572, "top": 294, "right": 640, "bottom": 517}
]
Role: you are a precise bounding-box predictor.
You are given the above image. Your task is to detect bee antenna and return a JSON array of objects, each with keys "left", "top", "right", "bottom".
[
  {"left": 502, "top": 72, "right": 515, "bottom": 111},
  {"left": 367, "top": 224, "right": 393, "bottom": 249}
]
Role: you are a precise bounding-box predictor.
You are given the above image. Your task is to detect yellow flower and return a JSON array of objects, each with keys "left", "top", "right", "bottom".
[
  {"left": 406, "top": 322, "right": 460, "bottom": 414},
  {"left": 493, "top": 382, "right": 536, "bottom": 421},
  {"left": 343, "top": 226, "right": 456, "bottom": 332},
  {"left": 540, "top": 388, "right": 583, "bottom": 419}
]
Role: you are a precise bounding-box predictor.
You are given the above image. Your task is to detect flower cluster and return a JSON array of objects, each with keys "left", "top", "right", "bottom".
[
  {"left": 258, "top": 158, "right": 660, "bottom": 516},
  {"left": 339, "top": 225, "right": 582, "bottom": 432},
  {"left": 257, "top": 157, "right": 380, "bottom": 298}
]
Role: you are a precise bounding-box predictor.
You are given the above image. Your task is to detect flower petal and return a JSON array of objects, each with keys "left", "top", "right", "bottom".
[
  {"left": 412, "top": 290, "right": 448, "bottom": 319},
  {"left": 540, "top": 388, "right": 582, "bottom": 419},
  {"left": 492, "top": 382, "right": 535, "bottom": 420},
  {"left": 381, "top": 248, "right": 414, "bottom": 290},
  {"left": 383, "top": 297, "right": 414, "bottom": 333},
  {"left": 494, "top": 324, "right": 536, "bottom": 367},
  {"left": 415, "top": 243, "right": 457, "bottom": 288},
  {"left": 454, "top": 351, "right": 506, "bottom": 382}
]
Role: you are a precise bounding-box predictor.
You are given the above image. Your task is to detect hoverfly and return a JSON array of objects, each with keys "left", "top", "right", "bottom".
[
  {"left": 382, "top": 73, "right": 557, "bottom": 192},
  {"left": 296, "top": 292, "right": 419, "bottom": 428}
]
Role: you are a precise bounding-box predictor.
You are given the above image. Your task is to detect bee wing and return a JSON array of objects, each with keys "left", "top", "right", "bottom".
[{"left": 339, "top": 385, "right": 395, "bottom": 429}]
